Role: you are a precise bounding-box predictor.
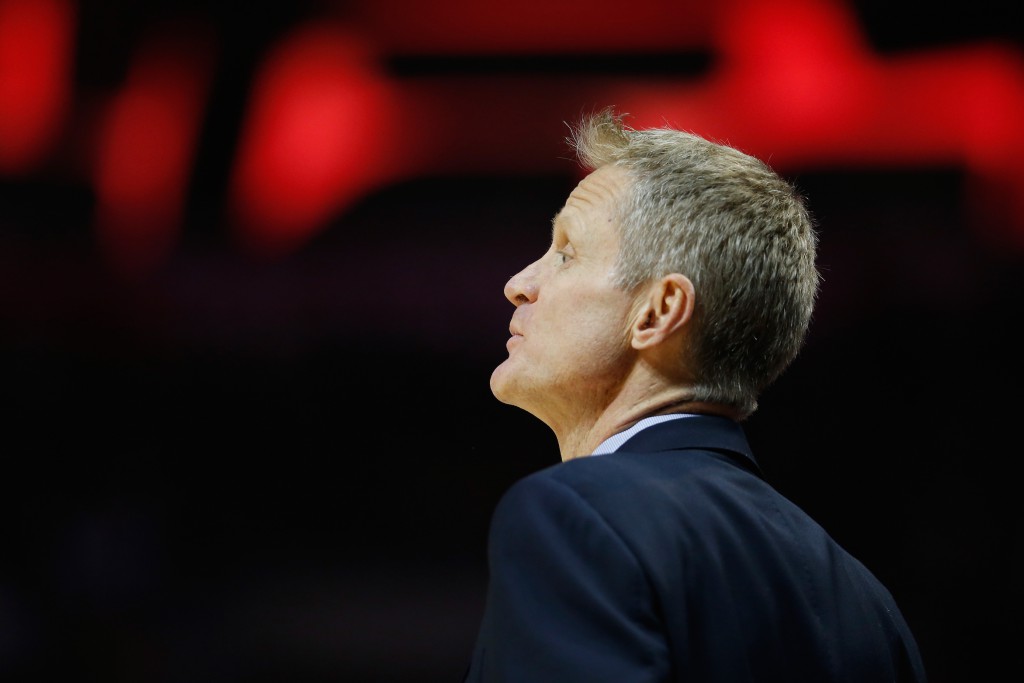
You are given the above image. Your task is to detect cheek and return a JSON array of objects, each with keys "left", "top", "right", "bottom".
[{"left": 553, "top": 295, "right": 633, "bottom": 365}]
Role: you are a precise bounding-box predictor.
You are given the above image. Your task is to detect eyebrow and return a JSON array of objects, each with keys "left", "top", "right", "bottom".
[{"left": 550, "top": 210, "right": 564, "bottom": 239}]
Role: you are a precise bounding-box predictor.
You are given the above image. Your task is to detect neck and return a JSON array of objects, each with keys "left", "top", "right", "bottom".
[{"left": 554, "top": 393, "right": 737, "bottom": 461}]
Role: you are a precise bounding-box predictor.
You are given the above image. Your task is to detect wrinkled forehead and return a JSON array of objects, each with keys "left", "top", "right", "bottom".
[
  {"left": 570, "top": 164, "right": 630, "bottom": 207},
  {"left": 555, "top": 165, "right": 631, "bottom": 228}
]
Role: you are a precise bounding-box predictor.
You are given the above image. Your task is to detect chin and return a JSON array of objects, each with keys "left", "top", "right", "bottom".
[
  {"left": 489, "top": 363, "right": 520, "bottom": 405},
  {"left": 489, "top": 365, "right": 508, "bottom": 399}
]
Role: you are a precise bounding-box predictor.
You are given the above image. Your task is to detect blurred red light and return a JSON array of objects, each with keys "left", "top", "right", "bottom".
[
  {"left": 228, "top": 22, "right": 397, "bottom": 258},
  {"left": 0, "top": 0, "right": 74, "bottom": 173},
  {"left": 93, "top": 35, "right": 213, "bottom": 278}
]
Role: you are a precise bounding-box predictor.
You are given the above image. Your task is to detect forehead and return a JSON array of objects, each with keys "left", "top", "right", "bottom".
[{"left": 554, "top": 164, "right": 630, "bottom": 234}]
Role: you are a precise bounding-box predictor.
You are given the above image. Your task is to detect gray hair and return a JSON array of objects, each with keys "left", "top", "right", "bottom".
[{"left": 568, "top": 108, "right": 820, "bottom": 418}]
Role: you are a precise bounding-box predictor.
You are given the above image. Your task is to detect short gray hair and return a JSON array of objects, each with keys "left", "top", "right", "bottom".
[{"left": 569, "top": 108, "right": 820, "bottom": 418}]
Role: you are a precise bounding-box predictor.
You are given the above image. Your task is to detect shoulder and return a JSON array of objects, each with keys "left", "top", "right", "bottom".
[
  {"left": 491, "top": 450, "right": 752, "bottom": 544},
  {"left": 492, "top": 448, "right": 833, "bottom": 562},
  {"left": 489, "top": 454, "right": 677, "bottom": 536},
  {"left": 503, "top": 448, "right": 752, "bottom": 511},
  {"left": 495, "top": 454, "right": 659, "bottom": 517},
  {"left": 485, "top": 458, "right": 653, "bottom": 579}
]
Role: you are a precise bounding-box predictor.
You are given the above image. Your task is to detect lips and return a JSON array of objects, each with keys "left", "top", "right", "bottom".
[{"left": 506, "top": 324, "right": 523, "bottom": 351}]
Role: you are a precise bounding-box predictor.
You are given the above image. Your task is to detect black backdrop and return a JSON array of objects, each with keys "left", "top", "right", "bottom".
[{"left": 2, "top": 2, "right": 1023, "bottom": 682}]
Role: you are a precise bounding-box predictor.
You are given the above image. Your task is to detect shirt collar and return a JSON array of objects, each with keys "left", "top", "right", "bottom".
[{"left": 591, "top": 414, "right": 697, "bottom": 455}]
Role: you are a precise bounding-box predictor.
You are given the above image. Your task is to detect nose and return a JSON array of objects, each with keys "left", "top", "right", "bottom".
[{"left": 504, "top": 260, "right": 539, "bottom": 306}]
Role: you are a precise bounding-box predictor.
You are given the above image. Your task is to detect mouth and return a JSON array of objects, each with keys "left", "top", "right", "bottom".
[{"left": 506, "top": 328, "right": 523, "bottom": 349}]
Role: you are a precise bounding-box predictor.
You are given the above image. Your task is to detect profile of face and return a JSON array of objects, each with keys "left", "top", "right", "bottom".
[{"left": 490, "top": 164, "right": 642, "bottom": 430}]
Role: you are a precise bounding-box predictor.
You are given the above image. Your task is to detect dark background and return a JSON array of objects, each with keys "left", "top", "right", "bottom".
[{"left": 1, "top": 1, "right": 1022, "bottom": 681}]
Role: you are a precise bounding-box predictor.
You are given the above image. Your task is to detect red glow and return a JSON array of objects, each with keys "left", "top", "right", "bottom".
[
  {"left": 3, "top": 0, "right": 1024, "bottom": 258},
  {"left": 606, "top": 0, "right": 1024, "bottom": 245},
  {"left": 229, "top": 22, "right": 397, "bottom": 257},
  {"left": 710, "top": 0, "right": 879, "bottom": 150},
  {"left": 94, "top": 34, "right": 213, "bottom": 279},
  {"left": 0, "top": 0, "right": 74, "bottom": 173}
]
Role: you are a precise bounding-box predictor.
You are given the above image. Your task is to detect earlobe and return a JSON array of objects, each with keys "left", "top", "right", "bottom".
[{"left": 631, "top": 274, "right": 695, "bottom": 349}]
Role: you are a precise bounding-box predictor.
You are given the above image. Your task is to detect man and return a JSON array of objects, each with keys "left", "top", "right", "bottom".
[{"left": 463, "top": 109, "right": 926, "bottom": 682}]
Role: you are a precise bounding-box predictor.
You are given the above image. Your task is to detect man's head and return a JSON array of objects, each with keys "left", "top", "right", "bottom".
[
  {"left": 571, "top": 108, "right": 820, "bottom": 417},
  {"left": 490, "top": 108, "right": 819, "bottom": 440}
]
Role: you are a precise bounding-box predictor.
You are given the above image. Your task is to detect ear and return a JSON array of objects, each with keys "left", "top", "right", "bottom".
[{"left": 630, "top": 274, "right": 695, "bottom": 350}]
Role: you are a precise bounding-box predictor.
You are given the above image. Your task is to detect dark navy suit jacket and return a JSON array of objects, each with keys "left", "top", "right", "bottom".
[{"left": 464, "top": 415, "right": 926, "bottom": 682}]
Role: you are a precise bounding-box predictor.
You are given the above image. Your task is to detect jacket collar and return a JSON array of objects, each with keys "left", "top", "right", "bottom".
[{"left": 617, "top": 414, "right": 763, "bottom": 478}]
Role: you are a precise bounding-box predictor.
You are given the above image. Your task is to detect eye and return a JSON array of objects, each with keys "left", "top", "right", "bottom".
[{"left": 554, "top": 243, "right": 575, "bottom": 264}]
